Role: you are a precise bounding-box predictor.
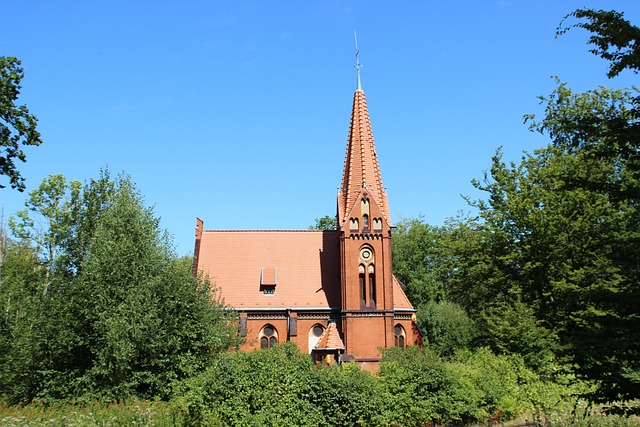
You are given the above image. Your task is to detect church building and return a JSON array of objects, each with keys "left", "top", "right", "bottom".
[{"left": 193, "top": 59, "right": 420, "bottom": 368}]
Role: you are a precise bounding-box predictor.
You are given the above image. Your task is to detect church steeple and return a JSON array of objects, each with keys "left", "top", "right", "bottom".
[
  {"left": 337, "top": 45, "right": 398, "bottom": 360},
  {"left": 337, "top": 83, "right": 389, "bottom": 228}
]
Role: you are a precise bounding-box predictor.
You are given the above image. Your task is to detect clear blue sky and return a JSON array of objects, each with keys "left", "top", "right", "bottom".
[{"left": 1, "top": 1, "right": 639, "bottom": 255}]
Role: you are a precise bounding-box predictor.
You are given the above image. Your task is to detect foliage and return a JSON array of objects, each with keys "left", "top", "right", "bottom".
[
  {"left": 392, "top": 216, "right": 487, "bottom": 314},
  {"left": 557, "top": 9, "right": 640, "bottom": 78},
  {"left": 9, "top": 174, "right": 81, "bottom": 289},
  {"left": 450, "top": 348, "right": 539, "bottom": 421},
  {"left": 392, "top": 218, "right": 448, "bottom": 305},
  {"left": 379, "top": 346, "right": 562, "bottom": 426},
  {"left": 417, "top": 300, "right": 475, "bottom": 357},
  {"left": 0, "top": 172, "right": 239, "bottom": 405},
  {"left": 309, "top": 215, "right": 337, "bottom": 230},
  {"left": 390, "top": 8, "right": 640, "bottom": 403},
  {"left": 0, "top": 56, "right": 42, "bottom": 192},
  {"left": 479, "top": 301, "right": 559, "bottom": 374},
  {"left": 380, "top": 346, "right": 482, "bottom": 425},
  {"left": 173, "top": 343, "right": 388, "bottom": 427}
]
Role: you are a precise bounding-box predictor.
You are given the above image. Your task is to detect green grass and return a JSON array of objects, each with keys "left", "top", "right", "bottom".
[
  {"left": 543, "top": 400, "right": 640, "bottom": 427},
  {"left": 2, "top": 398, "right": 640, "bottom": 426},
  {"left": 0, "top": 400, "right": 178, "bottom": 426}
]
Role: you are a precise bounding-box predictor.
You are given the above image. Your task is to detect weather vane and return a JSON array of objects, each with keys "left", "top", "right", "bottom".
[{"left": 354, "top": 30, "right": 362, "bottom": 91}]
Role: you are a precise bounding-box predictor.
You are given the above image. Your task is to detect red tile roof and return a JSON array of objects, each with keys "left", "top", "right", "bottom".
[
  {"left": 314, "top": 322, "right": 345, "bottom": 350},
  {"left": 392, "top": 276, "right": 414, "bottom": 310},
  {"left": 338, "top": 89, "right": 390, "bottom": 227},
  {"left": 195, "top": 229, "right": 341, "bottom": 310}
]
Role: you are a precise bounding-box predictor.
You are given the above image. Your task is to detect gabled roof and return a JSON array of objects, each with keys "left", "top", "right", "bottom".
[
  {"left": 338, "top": 89, "right": 390, "bottom": 226},
  {"left": 392, "top": 276, "right": 414, "bottom": 310},
  {"left": 314, "top": 322, "right": 345, "bottom": 350},
  {"left": 195, "top": 229, "right": 341, "bottom": 310}
]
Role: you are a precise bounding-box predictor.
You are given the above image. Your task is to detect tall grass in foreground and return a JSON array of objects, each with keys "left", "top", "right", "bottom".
[
  {"left": 3, "top": 400, "right": 640, "bottom": 427},
  {"left": 544, "top": 400, "right": 640, "bottom": 427},
  {"left": 0, "top": 400, "right": 177, "bottom": 427}
]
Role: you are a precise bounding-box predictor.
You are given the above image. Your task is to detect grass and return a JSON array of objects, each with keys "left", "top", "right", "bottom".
[
  {"left": 542, "top": 399, "right": 640, "bottom": 427},
  {"left": 0, "top": 400, "right": 178, "bottom": 426},
  {"left": 2, "top": 398, "right": 640, "bottom": 426}
]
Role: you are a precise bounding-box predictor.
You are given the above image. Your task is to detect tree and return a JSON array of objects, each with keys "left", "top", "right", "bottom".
[
  {"left": 470, "top": 80, "right": 640, "bottom": 400},
  {"left": 0, "top": 56, "right": 42, "bottom": 192},
  {"left": 309, "top": 215, "right": 337, "bottom": 230},
  {"left": 557, "top": 8, "right": 640, "bottom": 78},
  {"left": 392, "top": 218, "right": 448, "bottom": 306},
  {"left": 75, "top": 176, "right": 239, "bottom": 399},
  {"left": 9, "top": 174, "right": 81, "bottom": 291},
  {"left": 0, "top": 172, "right": 240, "bottom": 404},
  {"left": 417, "top": 300, "right": 475, "bottom": 357},
  {"left": 391, "top": 216, "right": 489, "bottom": 313}
]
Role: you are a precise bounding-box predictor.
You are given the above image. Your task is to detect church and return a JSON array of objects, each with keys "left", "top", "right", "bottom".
[{"left": 192, "top": 59, "right": 421, "bottom": 368}]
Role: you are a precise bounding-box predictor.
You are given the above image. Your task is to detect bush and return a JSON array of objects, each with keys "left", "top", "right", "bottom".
[
  {"left": 418, "top": 300, "right": 476, "bottom": 357},
  {"left": 380, "top": 346, "right": 484, "bottom": 425}
]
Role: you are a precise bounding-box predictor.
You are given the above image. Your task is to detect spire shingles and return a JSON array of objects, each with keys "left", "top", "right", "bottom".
[{"left": 338, "top": 89, "right": 389, "bottom": 226}]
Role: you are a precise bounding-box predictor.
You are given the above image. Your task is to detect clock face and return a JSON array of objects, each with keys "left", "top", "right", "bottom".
[{"left": 360, "top": 248, "right": 372, "bottom": 261}]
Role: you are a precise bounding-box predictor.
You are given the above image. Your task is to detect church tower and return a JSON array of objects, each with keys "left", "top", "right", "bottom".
[{"left": 337, "top": 43, "right": 396, "bottom": 363}]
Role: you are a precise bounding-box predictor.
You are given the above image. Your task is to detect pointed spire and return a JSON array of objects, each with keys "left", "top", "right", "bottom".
[
  {"left": 338, "top": 84, "right": 389, "bottom": 226},
  {"left": 354, "top": 30, "right": 362, "bottom": 91}
]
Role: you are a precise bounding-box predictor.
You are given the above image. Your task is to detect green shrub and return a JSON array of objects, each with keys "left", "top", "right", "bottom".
[{"left": 380, "top": 346, "right": 484, "bottom": 426}]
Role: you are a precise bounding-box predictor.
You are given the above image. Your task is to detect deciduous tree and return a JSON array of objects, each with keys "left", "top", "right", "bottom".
[{"left": 0, "top": 56, "right": 42, "bottom": 192}]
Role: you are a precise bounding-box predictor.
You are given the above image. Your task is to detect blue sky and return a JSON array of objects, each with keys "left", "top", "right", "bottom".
[{"left": 1, "top": 1, "right": 639, "bottom": 255}]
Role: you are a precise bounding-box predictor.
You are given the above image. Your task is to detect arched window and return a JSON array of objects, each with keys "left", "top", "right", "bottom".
[
  {"left": 394, "top": 324, "right": 406, "bottom": 348},
  {"left": 260, "top": 324, "right": 278, "bottom": 349},
  {"left": 308, "top": 323, "right": 325, "bottom": 353},
  {"left": 359, "top": 264, "right": 366, "bottom": 306},
  {"left": 368, "top": 264, "right": 376, "bottom": 308},
  {"left": 363, "top": 214, "right": 369, "bottom": 229}
]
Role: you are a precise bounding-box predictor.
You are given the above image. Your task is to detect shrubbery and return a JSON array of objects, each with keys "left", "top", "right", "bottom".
[{"left": 171, "top": 343, "right": 573, "bottom": 427}]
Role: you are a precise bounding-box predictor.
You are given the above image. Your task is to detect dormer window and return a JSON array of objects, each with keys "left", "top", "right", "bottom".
[
  {"left": 262, "top": 285, "right": 275, "bottom": 295},
  {"left": 260, "top": 266, "right": 277, "bottom": 295}
]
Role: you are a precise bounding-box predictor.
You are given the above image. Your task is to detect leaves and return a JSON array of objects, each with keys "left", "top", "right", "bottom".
[
  {"left": 557, "top": 9, "right": 640, "bottom": 78},
  {"left": 0, "top": 56, "right": 42, "bottom": 191},
  {"left": 0, "top": 172, "right": 239, "bottom": 404}
]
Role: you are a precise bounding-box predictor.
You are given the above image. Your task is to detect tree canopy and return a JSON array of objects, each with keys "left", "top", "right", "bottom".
[
  {"left": 0, "top": 172, "right": 239, "bottom": 404},
  {"left": 391, "top": 7, "right": 640, "bottom": 402},
  {"left": 0, "top": 56, "right": 42, "bottom": 192},
  {"left": 309, "top": 215, "right": 337, "bottom": 230}
]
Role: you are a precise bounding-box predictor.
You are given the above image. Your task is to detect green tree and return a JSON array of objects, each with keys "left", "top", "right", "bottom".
[
  {"left": 418, "top": 300, "right": 475, "bottom": 357},
  {"left": 309, "top": 215, "right": 337, "bottom": 230},
  {"left": 392, "top": 216, "right": 488, "bottom": 312},
  {"left": 0, "top": 172, "right": 239, "bottom": 404},
  {"left": 470, "top": 80, "right": 640, "bottom": 399},
  {"left": 0, "top": 56, "right": 42, "bottom": 192},
  {"left": 479, "top": 301, "right": 558, "bottom": 374},
  {"left": 65, "top": 175, "right": 239, "bottom": 400},
  {"left": 558, "top": 8, "right": 640, "bottom": 78},
  {"left": 392, "top": 218, "right": 448, "bottom": 305},
  {"left": 9, "top": 174, "right": 81, "bottom": 292}
]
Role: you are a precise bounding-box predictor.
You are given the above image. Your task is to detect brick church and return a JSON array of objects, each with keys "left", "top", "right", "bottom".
[{"left": 193, "top": 64, "right": 420, "bottom": 368}]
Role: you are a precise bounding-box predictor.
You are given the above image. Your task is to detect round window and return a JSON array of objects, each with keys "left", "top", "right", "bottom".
[
  {"left": 313, "top": 325, "right": 324, "bottom": 337},
  {"left": 360, "top": 248, "right": 372, "bottom": 261},
  {"left": 394, "top": 325, "right": 402, "bottom": 335},
  {"left": 263, "top": 326, "right": 274, "bottom": 337}
]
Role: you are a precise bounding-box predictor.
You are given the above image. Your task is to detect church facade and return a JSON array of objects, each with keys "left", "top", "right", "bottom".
[{"left": 193, "top": 77, "right": 421, "bottom": 368}]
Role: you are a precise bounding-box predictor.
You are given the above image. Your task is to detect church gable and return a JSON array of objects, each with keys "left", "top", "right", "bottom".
[{"left": 342, "top": 189, "right": 391, "bottom": 237}]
